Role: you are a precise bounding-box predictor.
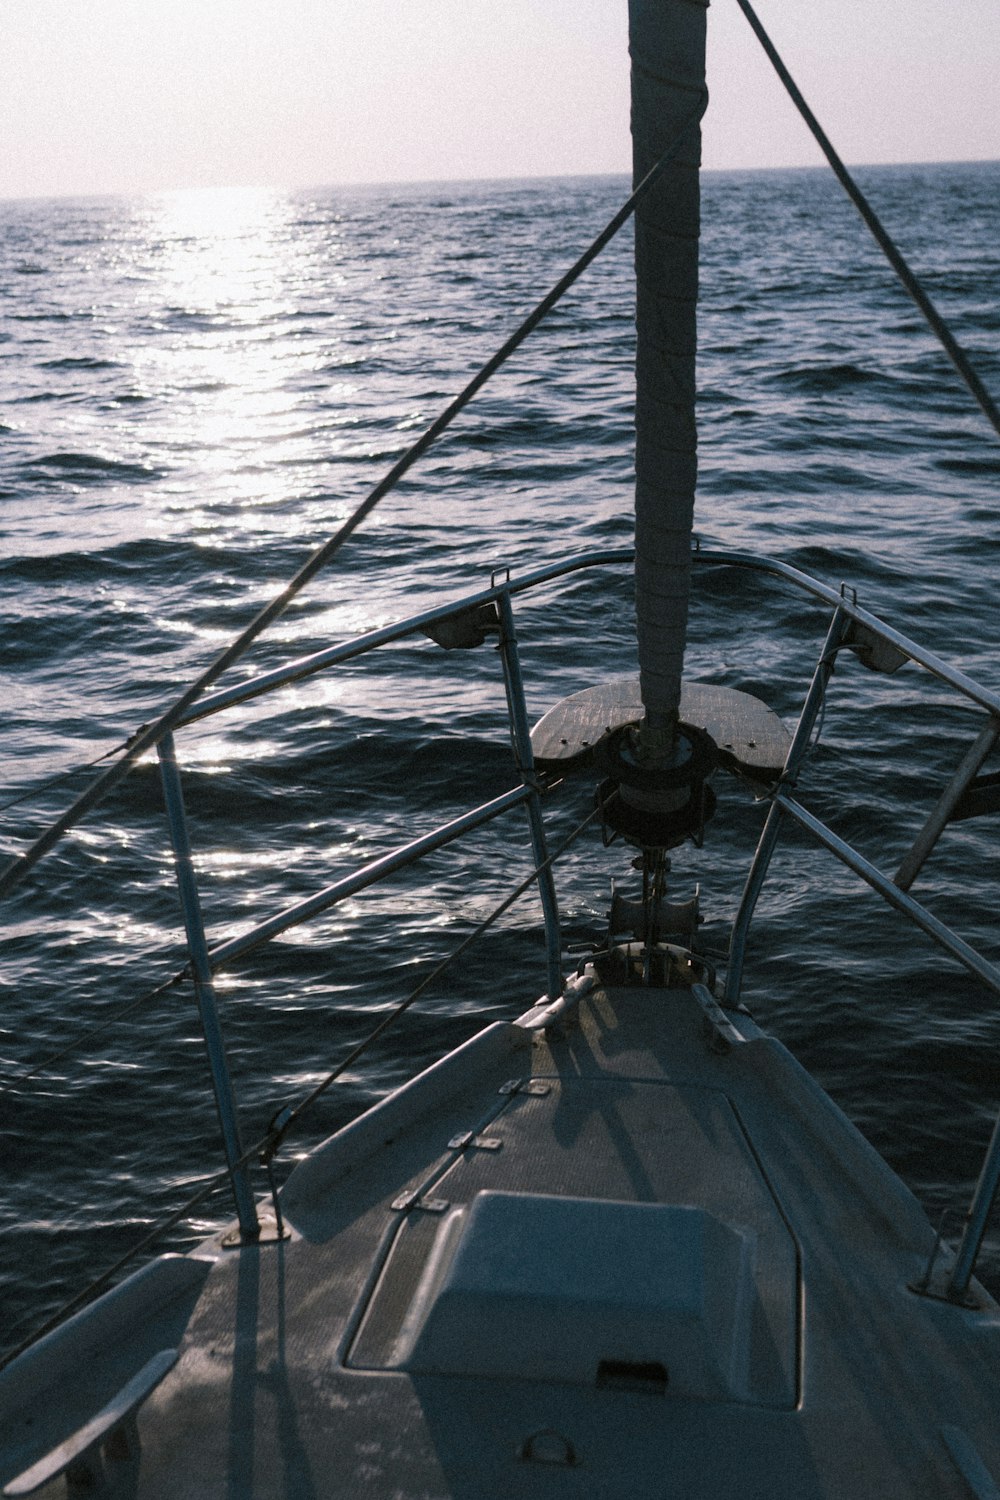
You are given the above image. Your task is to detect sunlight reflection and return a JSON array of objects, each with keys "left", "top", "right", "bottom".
[
  {"left": 144, "top": 185, "right": 294, "bottom": 333},
  {"left": 137, "top": 186, "right": 324, "bottom": 537},
  {"left": 197, "top": 846, "right": 311, "bottom": 875},
  {"left": 153, "top": 186, "right": 280, "bottom": 242}
]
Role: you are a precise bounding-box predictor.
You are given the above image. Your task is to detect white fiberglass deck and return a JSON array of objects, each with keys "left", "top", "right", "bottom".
[{"left": 2, "top": 976, "right": 999, "bottom": 1499}]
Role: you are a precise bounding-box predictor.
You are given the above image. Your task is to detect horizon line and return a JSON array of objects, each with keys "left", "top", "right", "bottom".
[{"left": 2, "top": 155, "right": 998, "bottom": 210}]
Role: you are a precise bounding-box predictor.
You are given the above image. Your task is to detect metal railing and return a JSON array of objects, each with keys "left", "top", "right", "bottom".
[
  {"left": 147, "top": 569, "right": 572, "bottom": 1243},
  {"left": 707, "top": 559, "right": 1000, "bottom": 1300},
  {"left": 4, "top": 546, "right": 1000, "bottom": 1303}
]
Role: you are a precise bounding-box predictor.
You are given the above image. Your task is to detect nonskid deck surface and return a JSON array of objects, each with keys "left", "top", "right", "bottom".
[{"left": 3, "top": 980, "right": 999, "bottom": 1499}]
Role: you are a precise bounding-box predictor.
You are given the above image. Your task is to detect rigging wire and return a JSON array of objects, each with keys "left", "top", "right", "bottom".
[
  {"left": 0, "top": 92, "right": 707, "bottom": 907},
  {"left": 735, "top": 0, "right": 1000, "bottom": 445},
  {"left": 0, "top": 800, "right": 603, "bottom": 1373},
  {"left": 7, "top": 783, "right": 590, "bottom": 1083},
  {"left": 0, "top": 1166, "right": 234, "bottom": 1375},
  {"left": 13, "top": 4, "right": 998, "bottom": 1371},
  {"left": 8, "top": 969, "right": 188, "bottom": 1085},
  {"left": 0, "top": 728, "right": 146, "bottom": 817},
  {"left": 260, "top": 799, "right": 604, "bottom": 1158}
]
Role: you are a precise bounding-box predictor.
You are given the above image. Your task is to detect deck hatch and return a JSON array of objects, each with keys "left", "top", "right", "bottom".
[
  {"left": 347, "top": 1074, "right": 798, "bottom": 1406},
  {"left": 393, "top": 1191, "right": 757, "bottom": 1401}
]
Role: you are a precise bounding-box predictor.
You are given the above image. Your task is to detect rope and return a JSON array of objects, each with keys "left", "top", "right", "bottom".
[
  {"left": 735, "top": 0, "right": 1000, "bottom": 444},
  {"left": 0, "top": 800, "right": 602, "bottom": 1371},
  {"left": 0, "top": 92, "right": 707, "bottom": 907}
]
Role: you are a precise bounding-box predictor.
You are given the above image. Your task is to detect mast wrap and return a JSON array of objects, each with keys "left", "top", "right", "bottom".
[{"left": 629, "top": 0, "right": 707, "bottom": 736}]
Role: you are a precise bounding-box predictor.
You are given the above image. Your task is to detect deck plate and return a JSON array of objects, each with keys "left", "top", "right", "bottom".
[{"left": 530, "top": 678, "right": 790, "bottom": 781}]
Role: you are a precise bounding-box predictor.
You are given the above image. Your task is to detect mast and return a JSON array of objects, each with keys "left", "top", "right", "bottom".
[
  {"left": 629, "top": 0, "right": 707, "bottom": 760},
  {"left": 590, "top": 0, "right": 713, "bottom": 855}
]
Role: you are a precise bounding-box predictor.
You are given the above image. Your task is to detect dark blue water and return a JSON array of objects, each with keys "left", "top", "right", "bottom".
[{"left": 3, "top": 164, "right": 1000, "bottom": 1353}]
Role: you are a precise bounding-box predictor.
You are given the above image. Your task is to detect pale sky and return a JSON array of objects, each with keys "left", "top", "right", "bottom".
[{"left": 2, "top": 0, "right": 997, "bottom": 201}]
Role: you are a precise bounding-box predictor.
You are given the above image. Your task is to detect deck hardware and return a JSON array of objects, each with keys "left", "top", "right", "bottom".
[
  {"left": 260, "top": 1152, "right": 290, "bottom": 1243},
  {"left": 447, "top": 1133, "right": 503, "bottom": 1151},
  {"left": 912, "top": 1274, "right": 983, "bottom": 1311},
  {"left": 499, "top": 1079, "right": 551, "bottom": 1097},
  {"left": 517, "top": 1429, "right": 577, "bottom": 1467},
  {"left": 420, "top": 602, "right": 499, "bottom": 650},
  {"left": 610, "top": 885, "right": 699, "bottom": 946},
  {"left": 390, "top": 1194, "right": 450, "bottom": 1214},
  {"left": 911, "top": 1206, "right": 962, "bottom": 1299},
  {"left": 691, "top": 983, "right": 744, "bottom": 1053},
  {"left": 595, "top": 722, "right": 718, "bottom": 852},
  {"left": 221, "top": 1213, "right": 288, "bottom": 1250},
  {"left": 845, "top": 620, "right": 908, "bottom": 674}
]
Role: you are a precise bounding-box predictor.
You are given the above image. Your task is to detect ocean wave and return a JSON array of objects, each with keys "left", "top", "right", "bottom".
[
  {"left": 4, "top": 164, "right": 1000, "bottom": 1345},
  {"left": 20, "top": 451, "right": 164, "bottom": 484},
  {"left": 39, "top": 356, "right": 123, "bottom": 372}
]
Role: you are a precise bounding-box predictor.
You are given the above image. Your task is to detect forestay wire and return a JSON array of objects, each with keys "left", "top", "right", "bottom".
[
  {"left": 0, "top": 92, "right": 707, "bottom": 904},
  {"left": 736, "top": 0, "right": 1000, "bottom": 444}
]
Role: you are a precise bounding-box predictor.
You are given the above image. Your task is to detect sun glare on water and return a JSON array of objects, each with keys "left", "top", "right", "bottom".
[{"left": 135, "top": 185, "right": 328, "bottom": 531}]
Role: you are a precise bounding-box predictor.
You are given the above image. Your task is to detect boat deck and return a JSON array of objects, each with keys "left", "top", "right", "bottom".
[{"left": 3, "top": 976, "right": 999, "bottom": 1498}]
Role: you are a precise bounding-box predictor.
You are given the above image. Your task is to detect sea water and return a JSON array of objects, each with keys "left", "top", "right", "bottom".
[{"left": 2, "top": 163, "right": 1000, "bottom": 1353}]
